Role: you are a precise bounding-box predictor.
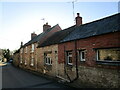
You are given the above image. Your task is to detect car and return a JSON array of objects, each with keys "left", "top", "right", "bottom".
[{"left": 9, "top": 59, "right": 13, "bottom": 63}]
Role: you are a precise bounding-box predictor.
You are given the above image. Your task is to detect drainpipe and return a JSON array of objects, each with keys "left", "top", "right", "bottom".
[
  {"left": 62, "top": 41, "right": 79, "bottom": 83},
  {"left": 70, "top": 40, "right": 79, "bottom": 83}
]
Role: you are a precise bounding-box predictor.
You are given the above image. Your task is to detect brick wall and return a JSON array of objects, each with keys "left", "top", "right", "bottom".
[
  {"left": 58, "top": 31, "right": 120, "bottom": 87},
  {"left": 59, "top": 32, "right": 120, "bottom": 66}
]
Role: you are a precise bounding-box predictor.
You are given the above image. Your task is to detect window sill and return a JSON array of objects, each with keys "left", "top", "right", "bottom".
[
  {"left": 45, "top": 64, "right": 52, "bottom": 66},
  {"left": 30, "top": 51, "right": 34, "bottom": 53},
  {"left": 66, "top": 64, "right": 73, "bottom": 68},
  {"left": 96, "top": 61, "right": 120, "bottom": 66},
  {"left": 67, "top": 63, "right": 73, "bottom": 65},
  {"left": 80, "top": 61, "right": 85, "bottom": 62}
]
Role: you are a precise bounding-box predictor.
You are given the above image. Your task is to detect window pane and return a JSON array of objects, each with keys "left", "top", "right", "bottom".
[
  {"left": 45, "top": 58, "right": 47, "bottom": 63},
  {"left": 79, "top": 50, "right": 85, "bottom": 61},
  {"left": 98, "top": 48, "right": 120, "bottom": 61},
  {"left": 44, "top": 53, "right": 52, "bottom": 65},
  {"left": 67, "top": 51, "right": 72, "bottom": 64},
  {"left": 69, "top": 57, "right": 72, "bottom": 63},
  {"left": 32, "top": 44, "right": 34, "bottom": 51},
  {"left": 82, "top": 51, "right": 85, "bottom": 59},
  {"left": 48, "top": 58, "right": 50, "bottom": 64}
]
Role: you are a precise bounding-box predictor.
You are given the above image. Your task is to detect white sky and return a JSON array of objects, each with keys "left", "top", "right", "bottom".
[{"left": 0, "top": 0, "right": 119, "bottom": 51}]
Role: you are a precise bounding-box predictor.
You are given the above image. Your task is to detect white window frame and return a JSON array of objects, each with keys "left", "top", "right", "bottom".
[
  {"left": 44, "top": 53, "right": 52, "bottom": 65},
  {"left": 31, "top": 44, "right": 34, "bottom": 52},
  {"left": 67, "top": 51, "right": 73, "bottom": 65},
  {"left": 20, "top": 55, "right": 22, "bottom": 64},
  {"left": 25, "top": 59, "right": 27, "bottom": 65},
  {"left": 20, "top": 58, "right": 22, "bottom": 64},
  {"left": 79, "top": 50, "right": 85, "bottom": 61},
  {"left": 96, "top": 48, "right": 120, "bottom": 62},
  {"left": 45, "top": 57, "right": 52, "bottom": 65},
  {"left": 30, "top": 54, "right": 34, "bottom": 66}
]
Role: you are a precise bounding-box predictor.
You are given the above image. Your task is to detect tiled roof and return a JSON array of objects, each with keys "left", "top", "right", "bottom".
[
  {"left": 24, "top": 24, "right": 60, "bottom": 47},
  {"left": 38, "top": 25, "right": 76, "bottom": 47},
  {"left": 61, "top": 13, "right": 120, "bottom": 43}
]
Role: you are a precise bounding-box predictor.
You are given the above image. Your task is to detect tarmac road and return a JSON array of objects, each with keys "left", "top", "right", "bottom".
[{"left": 2, "top": 63, "right": 71, "bottom": 89}]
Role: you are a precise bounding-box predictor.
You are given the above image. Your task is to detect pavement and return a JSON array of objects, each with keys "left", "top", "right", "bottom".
[{"left": 2, "top": 63, "right": 73, "bottom": 89}]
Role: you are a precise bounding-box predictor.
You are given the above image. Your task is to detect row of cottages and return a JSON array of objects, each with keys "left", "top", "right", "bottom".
[
  {"left": 19, "top": 23, "right": 62, "bottom": 71},
  {"left": 13, "top": 49, "right": 20, "bottom": 67},
  {"left": 13, "top": 13, "right": 120, "bottom": 88},
  {"left": 37, "top": 13, "right": 120, "bottom": 88}
]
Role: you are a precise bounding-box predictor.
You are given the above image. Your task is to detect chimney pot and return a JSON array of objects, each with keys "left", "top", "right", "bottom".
[{"left": 77, "top": 13, "right": 80, "bottom": 16}]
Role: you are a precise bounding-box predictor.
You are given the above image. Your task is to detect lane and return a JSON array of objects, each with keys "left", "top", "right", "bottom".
[{"left": 2, "top": 63, "right": 70, "bottom": 88}]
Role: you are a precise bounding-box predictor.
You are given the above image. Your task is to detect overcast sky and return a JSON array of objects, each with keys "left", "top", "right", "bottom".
[{"left": 0, "top": 0, "right": 119, "bottom": 51}]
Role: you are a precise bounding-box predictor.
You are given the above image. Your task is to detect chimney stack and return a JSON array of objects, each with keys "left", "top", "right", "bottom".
[
  {"left": 75, "top": 13, "right": 82, "bottom": 26},
  {"left": 43, "top": 22, "right": 51, "bottom": 32},
  {"left": 31, "top": 32, "right": 37, "bottom": 40},
  {"left": 20, "top": 41, "right": 23, "bottom": 47}
]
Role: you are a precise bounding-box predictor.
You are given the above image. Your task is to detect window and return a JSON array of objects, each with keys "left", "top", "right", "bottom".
[
  {"left": 20, "top": 58, "right": 22, "bottom": 64},
  {"left": 31, "top": 44, "right": 34, "bottom": 52},
  {"left": 25, "top": 59, "right": 27, "bottom": 65},
  {"left": 25, "top": 47, "right": 27, "bottom": 53},
  {"left": 79, "top": 50, "right": 85, "bottom": 61},
  {"left": 30, "top": 54, "right": 34, "bottom": 66},
  {"left": 97, "top": 48, "right": 120, "bottom": 62},
  {"left": 20, "top": 55, "right": 22, "bottom": 64},
  {"left": 44, "top": 53, "right": 52, "bottom": 65},
  {"left": 66, "top": 51, "right": 72, "bottom": 65}
]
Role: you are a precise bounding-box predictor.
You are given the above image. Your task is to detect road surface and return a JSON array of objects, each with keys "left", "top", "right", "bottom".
[{"left": 2, "top": 63, "right": 71, "bottom": 89}]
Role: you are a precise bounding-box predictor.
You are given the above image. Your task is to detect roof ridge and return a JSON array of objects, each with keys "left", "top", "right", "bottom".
[
  {"left": 61, "top": 13, "right": 120, "bottom": 43},
  {"left": 81, "top": 13, "right": 120, "bottom": 27},
  {"left": 23, "top": 24, "right": 60, "bottom": 47}
]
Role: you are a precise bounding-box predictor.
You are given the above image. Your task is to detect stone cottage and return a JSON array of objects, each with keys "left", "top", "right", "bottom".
[{"left": 19, "top": 23, "right": 61, "bottom": 71}]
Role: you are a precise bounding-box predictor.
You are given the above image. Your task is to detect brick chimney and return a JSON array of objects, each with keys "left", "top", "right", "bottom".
[
  {"left": 31, "top": 32, "right": 37, "bottom": 40},
  {"left": 43, "top": 22, "right": 51, "bottom": 32},
  {"left": 75, "top": 13, "right": 82, "bottom": 26},
  {"left": 20, "top": 41, "right": 23, "bottom": 47}
]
